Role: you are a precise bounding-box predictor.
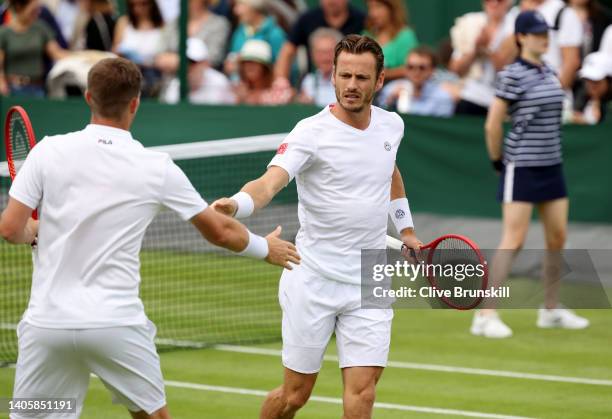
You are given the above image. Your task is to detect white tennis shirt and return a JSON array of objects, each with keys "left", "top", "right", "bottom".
[
  {"left": 9, "top": 124, "right": 207, "bottom": 328},
  {"left": 268, "top": 105, "right": 404, "bottom": 284}
]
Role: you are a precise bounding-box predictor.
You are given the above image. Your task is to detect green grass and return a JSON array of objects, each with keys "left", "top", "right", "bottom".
[
  {"left": 1, "top": 309, "right": 612, "bottom": 418},
  {"left": 2, "top": 242, "right": 612, "bottom": 418}
]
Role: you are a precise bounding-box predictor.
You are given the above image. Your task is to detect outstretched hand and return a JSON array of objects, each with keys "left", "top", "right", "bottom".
[{"left": 265, "top": 226, "right": 301, "bottom": 270}]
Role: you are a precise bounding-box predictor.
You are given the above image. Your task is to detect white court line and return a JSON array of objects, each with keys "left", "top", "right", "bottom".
[
  {"left": 213, "top": 344, "right": 612, "bottom": 387},
  {"left": 3, "top": 325, "right": 612, "bottom": 387},
  {"left": 163, "top": 379, "right": 535, "bottom": 419}
]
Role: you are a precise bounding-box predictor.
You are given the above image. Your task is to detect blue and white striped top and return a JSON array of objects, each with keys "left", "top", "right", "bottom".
[{"left": 495, "top": 58, "right": 565, "bottom": 167}]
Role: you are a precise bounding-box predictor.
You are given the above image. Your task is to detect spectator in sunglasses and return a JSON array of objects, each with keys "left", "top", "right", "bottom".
[{"left": 378, "top": 46, "right": 455, "bottom": 117}]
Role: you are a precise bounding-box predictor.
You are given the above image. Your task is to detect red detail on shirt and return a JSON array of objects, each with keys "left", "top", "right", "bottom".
[{"left": 277, "top": 143, "right": 288, "bottom": 154}]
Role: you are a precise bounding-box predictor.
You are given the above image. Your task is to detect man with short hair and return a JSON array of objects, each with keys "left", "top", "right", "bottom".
[
  {"left": 273, "top": 0, "right": 366, "bottom": 86},
  {"left": 0, "top": 57, "right": 299, "bottom": 419},
  {"left": 379, "top": 46, "right": 455, "bottom": 117},
  {"left": 213, "top": 35, "right": 422, "bottom": 419},
  {"left": 297, "top": 27, "right": 343, "bottom": 106}
]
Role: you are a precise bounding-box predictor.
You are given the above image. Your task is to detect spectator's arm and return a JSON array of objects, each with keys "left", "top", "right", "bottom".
[
  {"left": 449, "top": 50, "right": 478, "bottom": 77},
  {"left": 491, "top": 35, "right": 518, "bottom": 71},
  {"left": 274, "top": 41, "right": 297, "bottom": 80},
  {"left": 559, "top": 46, "right": 581, "bottom": 89},
  {"left": 0, "top": 50, "right": 8, "bottom": 96},
  {"left": 112, "top": 16, "right": 128, "bottom": 53},
  {"left": 154, "top": 52, "right": 179, "bottom": 74},
  {"left": 45, "top": 40, "right": 69, "bottom": 61},
  {"left": 207, "top": 19, "right": 231, "bottom": 67}
]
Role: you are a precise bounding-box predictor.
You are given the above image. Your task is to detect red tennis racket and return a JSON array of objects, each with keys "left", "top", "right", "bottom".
[
  {"left": 386, "top": 234, "right": 488, "bottom": 310},
  {"left": 4, "top": 106, "right": 38, "bottom": 220}
]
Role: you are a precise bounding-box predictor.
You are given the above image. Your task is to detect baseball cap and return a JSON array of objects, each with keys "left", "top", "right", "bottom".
[
  {"left": 580, "top": 52, "right": 612, "bottom": 81},
  {"left": 187, "top": 38, "right": 209, "bottom": 62},
  {"left": 515, "top": 10, "right": 549, "bottom": 35},
  {"left": 240, "top": 40, "right": 272, "bottom": 65}
]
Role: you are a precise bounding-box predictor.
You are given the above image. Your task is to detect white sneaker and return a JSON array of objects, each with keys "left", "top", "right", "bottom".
[
  {"left": 537, "top": 307, "right": 590, "bottom": 329},
  {"left": 470, "top": 311, "right": 513, "bottom": 338}
]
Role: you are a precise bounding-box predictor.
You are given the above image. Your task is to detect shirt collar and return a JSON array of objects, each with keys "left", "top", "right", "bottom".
[
  {"left": 517, "top": 57, "right": 547, "bottom": 71},
  {"left": 85, "top": 124, "right": 134, "bottom": 141}
]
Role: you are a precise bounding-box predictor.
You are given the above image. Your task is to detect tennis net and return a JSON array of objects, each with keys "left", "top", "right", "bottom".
[{"left": 0, "top": 133, "right": 298, "bottom": 363}]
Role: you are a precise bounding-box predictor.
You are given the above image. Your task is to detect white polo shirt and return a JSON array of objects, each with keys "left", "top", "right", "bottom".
[
  {"left": 268, "top": 105, "right": 404, "bottom": 285},
  {"left": 9, "top": 124, "right": 207, "bottom": 329}
]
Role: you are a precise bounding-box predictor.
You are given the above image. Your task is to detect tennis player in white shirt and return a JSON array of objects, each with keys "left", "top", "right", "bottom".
[
  {"left": 212, "top": 35, "right": 422, "bottom": 419},
  {"left": 0, "top": 57, "right": 299, "bottom": 419}
]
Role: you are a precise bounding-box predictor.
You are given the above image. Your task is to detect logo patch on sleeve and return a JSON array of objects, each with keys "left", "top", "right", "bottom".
[{"left": 277, "top": 143, "right": 288, "bottom": 154}]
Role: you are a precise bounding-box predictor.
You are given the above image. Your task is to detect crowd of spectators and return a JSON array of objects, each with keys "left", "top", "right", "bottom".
[{"left": 1, "top": 0, "right": 611, "bottom": 123}]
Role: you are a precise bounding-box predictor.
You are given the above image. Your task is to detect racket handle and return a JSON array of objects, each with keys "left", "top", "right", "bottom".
[{"left": 385, "top": 235, "right": 404, "bottom": 250}]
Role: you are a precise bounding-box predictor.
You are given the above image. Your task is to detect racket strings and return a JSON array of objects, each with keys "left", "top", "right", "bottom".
[
  {"left": 428, "top": 237, "right": 487, "bottom": 309},
  {"left": 9, "top": 114, "right": 32, "bottom": 174}
]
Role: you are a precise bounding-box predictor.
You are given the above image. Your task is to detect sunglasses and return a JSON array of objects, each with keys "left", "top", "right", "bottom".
[{"left": 406, "top": 64, "right": 431, "bottom": 72}]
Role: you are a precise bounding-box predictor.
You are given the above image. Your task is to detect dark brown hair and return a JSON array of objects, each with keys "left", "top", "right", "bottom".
[
  {"left": 365, "top": 0, "right": 408, "bottom": 39},
  {"left": 8, "top": 0, "right": 34, "bottom": 12},
  {"left": 127, "top": 0, "right": 164, "bottom": 28},
  {"left": 333, "top": 34, "right": 385, "bottom": 77},
  {"left": 408, "top": 46, "right": 439, "bottom": 68},
  {"left": 87, "top": 58, "right": 142, "bottom": 119}
]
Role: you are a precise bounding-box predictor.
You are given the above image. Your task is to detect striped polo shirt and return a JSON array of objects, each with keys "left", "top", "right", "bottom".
[{"left": 495, "top": 58, "right": 565, "bottom": 167}]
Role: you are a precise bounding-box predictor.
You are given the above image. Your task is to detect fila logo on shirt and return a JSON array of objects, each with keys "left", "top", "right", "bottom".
[
  {"left": 384, "top": 141, "right": 392, "bottom": 151},
  {"left": 277, "top": 143, "right": 288, "bottom": 154},
  {"left": 98, "top": 139, "right": 113, "bottom": 145}
]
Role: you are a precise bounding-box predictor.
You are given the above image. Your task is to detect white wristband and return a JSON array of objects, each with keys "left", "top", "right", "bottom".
[
  {"left": 389, "top": 198, "right": 414, "bottom": 234},
  {"left": 238, "top": 230, "right": 269, "bottom": 259},
  {"left": 232, "top": 191, "right": 255, "bottom": 219}
]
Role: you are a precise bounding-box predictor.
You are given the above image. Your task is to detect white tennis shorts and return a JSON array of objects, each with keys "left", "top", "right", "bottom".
[
  {"left": 279, "top": 264, "right": 393, "bottom": 374},
  {"left": 11, "top": 320, "right": 166, "bottom": 418}
]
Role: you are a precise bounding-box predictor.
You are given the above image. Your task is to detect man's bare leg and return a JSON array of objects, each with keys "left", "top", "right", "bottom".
[
  {"left": 130, "top": 406, "right": 170, "bottom": 419},
  {"left": 260, "top": 368, "right": 318, "bottom": 419},
  {"left": 341, "top": 366, "right": 384, "bottom": 419}
]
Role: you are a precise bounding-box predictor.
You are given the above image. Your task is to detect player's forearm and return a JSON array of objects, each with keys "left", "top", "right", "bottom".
[
  {"left": 389, "top": 166, "right": 415, "bottom": 235},
  {"left": 0, "top": 215, "right": 37, "bottom": 244},
  {"left": 242, "top": 178, "right": 280, "bottom": 210},
  {"left": 390, "top": 166, "right": 407, "bottom": 200}
]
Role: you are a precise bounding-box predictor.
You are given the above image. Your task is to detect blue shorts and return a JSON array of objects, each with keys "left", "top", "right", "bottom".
[{"left": 497, "top": 163, "right": 567, "bottom": 203}]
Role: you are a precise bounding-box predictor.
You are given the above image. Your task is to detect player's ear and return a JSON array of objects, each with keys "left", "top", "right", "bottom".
[
  {"left": 129, "top": 95, "right": 141, "bottom": 114},
  {"left": 331, "top": 66, "right": 336, "bottom": 86},
  {"left": 376, "top": 69, "right": 385, "bottom": 92},
  {"left": 84, "top": 90, "right": 93, "bottom": 107}
]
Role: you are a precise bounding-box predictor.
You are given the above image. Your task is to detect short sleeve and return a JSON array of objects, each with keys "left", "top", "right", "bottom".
[
  {"left": 9, "top": 140, "right": 45, "bottom": 210},
  {"left": 495, "top": 69, "right": 524, "bottom": 102},
  {"left": 393, "top": 113, "right": 405, "bottom": 146},
  {"left": 38, "top": 21, "right": 55, "bottom": 44},
  {"left": 160, "top": 158, "right": 208, "bottom": 220},
  {"left": 288, "top": 12, "right": 312, "bottom": 46},
  {"left": 557, "top": 8, "right": 584, "bottom": 47},
  {"left": 267, "top": 124, "right": 317, "bottom": 182}
]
